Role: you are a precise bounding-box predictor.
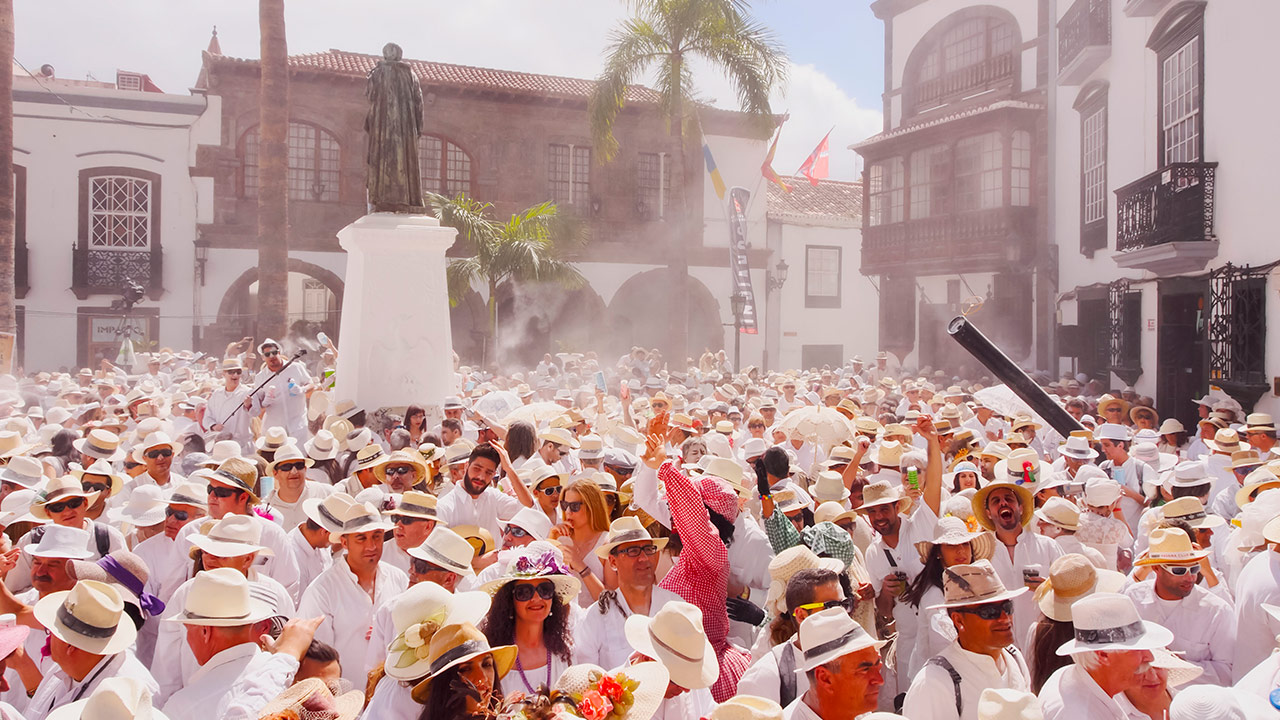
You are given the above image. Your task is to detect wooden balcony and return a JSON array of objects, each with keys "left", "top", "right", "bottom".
[
  {"left": 1114, "top": 162, "right": 1219, "bottom": 275},
  {"left": 1059, "top": 0, "right": 1111, "bottom": 85},
  {"left": 72, "top": 246, "right": 164, "bottom": 301},
  {"left": 914, "top": 53, "right": 1016, "bottom": 112},
  {"left": 861, "top": 207, "right": 1036, "bottom": 276}
]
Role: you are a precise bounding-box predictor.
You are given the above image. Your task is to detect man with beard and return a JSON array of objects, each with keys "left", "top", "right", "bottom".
[
  {"left": 253, "top": 338, "right": 312, "bottom": 445},
  {"left": 903, "top": 560, "right": 1031, "bottom": 720},
  {"left": 971, "top": 455, "right": 1063, "bottom": 652},
  {"left": 436, "top": 441, "right": 534, "bottom": 542}
]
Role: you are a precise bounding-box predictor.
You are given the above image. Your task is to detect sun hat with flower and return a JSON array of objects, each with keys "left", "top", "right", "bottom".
[
  {"left": 481, "top": 542, "right": 581, "bottom": 601},
  {"left": 553, "top": 661, "right": 668, "bottom": 720},
  {"left": 384, "top": 581, "right": 492, "bottom": 682}
]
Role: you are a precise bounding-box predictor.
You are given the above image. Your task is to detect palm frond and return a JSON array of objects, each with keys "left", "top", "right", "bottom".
[
  {"left": 445, "top": 256, "right": 482, "bottom": 307},
  {"left": 426, "top": 191, "right": 499, "bottom": 257},
  {"left": 589, "top": 18, "right": 670, "bottom": 162}
]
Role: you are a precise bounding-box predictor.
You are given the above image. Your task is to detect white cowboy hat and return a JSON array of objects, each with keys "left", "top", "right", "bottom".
[
  {"left": 710, "top": 695, "right": 784, "bottom": 720},
  {"left": 595, "top": 516, "right": 669, "bottom": 559},
  {"left": 33, "top": 580, "right": 137, "bottom": 655},
  {"left": 498, "top": 506, "right": 552, "bottom": 543},
  {"left": 408, "top": 526, "right": 477, "bottom": 577},
  {"left": 188, "top": 514, "right": 273, "bottom": 558},
  {"left": 106, "top": 485, "right": 168, "bottom": 528},
  {"left": 625, "top": 601, "right": 718, "bottom": 689},
  {"left": 45, "top": 676, "right": 170, "bottom": 720},
  {"left": 383, "top": 581, "right": 492, "bottom": 682},
  {"left": 303, "top": 429, "right": 339, "bottom": 462},
  {"left": 164, "top": 567, "right": 276, "bottom": 627},
  {"left": 793, "top": 607, "right": 886, "bottom": 673},
  {"left": 1055, "top": 592, "right": 1174, "bottom": 655},
  {"left": 927, "top": 559, "right": 1029, "bottom": 610}
]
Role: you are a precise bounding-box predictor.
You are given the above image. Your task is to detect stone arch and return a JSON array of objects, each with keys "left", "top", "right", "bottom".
[
  {"left": 450, "top": 289, "right": 489, "bottom": 365},
  {"left": 210, "top": 258, "right": 345, "bottom": 352},
  {"left": 607, "top": 270, "right": 723, "bottom": 362},
  {"left": 902, "top": 5, "right": 1023, "bottom": 117}
]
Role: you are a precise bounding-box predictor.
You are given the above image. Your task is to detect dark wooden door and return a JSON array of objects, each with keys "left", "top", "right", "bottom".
[{"left": 1157, "top": 284, "right": 1207, "bottom": 430}]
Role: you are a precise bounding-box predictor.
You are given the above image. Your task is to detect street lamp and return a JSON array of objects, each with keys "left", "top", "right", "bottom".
[
  {"left": 767, "top": 258, "right": 789, "bottom": 293},
  {"left": 730, "top": 292, "right": 746, "bottom": 372}
]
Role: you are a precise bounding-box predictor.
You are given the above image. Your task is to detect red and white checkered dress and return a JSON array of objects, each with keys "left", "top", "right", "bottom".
[{"left": 657, "top": 462, "right": 751, "bottom": 702}]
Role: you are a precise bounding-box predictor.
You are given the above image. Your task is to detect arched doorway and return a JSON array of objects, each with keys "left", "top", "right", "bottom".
[
  {"left": 450, "top": 290, "right": 488, "bottom": 366},
  {"left": 210, "top": 259, "right": 344, "bottom": 352},
  {"left": 492, "top": 281, "right": 608, "bottom": 369},
  {"left": 607, "top": 270, "right": 723, "bottom": 361}
]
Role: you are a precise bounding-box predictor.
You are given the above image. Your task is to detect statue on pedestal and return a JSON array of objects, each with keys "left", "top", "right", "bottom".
[{"left": 365, "top": 42, "right": 425, "bottom": 213}]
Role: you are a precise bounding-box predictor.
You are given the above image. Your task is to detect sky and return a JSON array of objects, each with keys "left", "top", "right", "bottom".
[{"left": 16, "top": 1, "right": 885, "bottom": 182}]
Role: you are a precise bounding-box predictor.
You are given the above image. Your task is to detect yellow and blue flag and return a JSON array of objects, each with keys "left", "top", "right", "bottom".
[{"left": 703, "top": 140, "right": 727, "bottom": 200}]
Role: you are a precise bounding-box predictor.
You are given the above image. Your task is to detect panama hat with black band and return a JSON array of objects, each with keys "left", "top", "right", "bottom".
[
  {"left": 408, "top": 526, "right": 477, "bottom": 577},
  {"left": 33, "top": 580, "right": 137, "bottom": 656},
  {"left": 595, "top": 516, "right": 668, "bottom": 559},
  {"left": 165, "top": 567, "right": 276, "bottom": 627},
  {"left": 207, "top": 462, "right": 259, "bottom": 504},
  {"left": 793, "top": 606, "right": 887, "bottom": 673},
  {"left": 326, "top": 501, "right": 394, "bottom": 544},
  {"left": 72, "top": 429, "right": 126, "bottom": 463},
  {"left": 410, "top": 621, "right": 517, "bottom": 704}
]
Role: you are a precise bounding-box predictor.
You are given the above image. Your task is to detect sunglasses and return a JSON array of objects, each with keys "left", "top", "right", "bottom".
[
  {"left": 512, "top": 581, "right": 556, "bottom": 603},
  {"left": 225, "top": 370, "right": 242, "bottom": 376},
  {"left": 165, "top": 507, "right": 191, "bottom": 522},
  {"left": 208, "top": 486, "right": 244, "bottom": 499},
  {"left": 794, "top": 598, "right": 852, "bottom": 614},
  {"left": 539, "top": 486, "right": 562, "bottom": 497},
  {"left": 611, "top": 544, "right": 659, "bottom": 558},
  {"left": 606, "top": 467, "right": 634, "bottom": 478},
  {"left": 560, "top": 500, "right": 584, "bottom": 514},
  {"left": 1163, "top": 564, "right": 1201, "bottom": 576},
  {"left": 275, "top": 461, "right": 306, "bottom": 473},
  {"left": 45, "top": 497, "right": 86, "bottom": 514},
  {"left": 384, "top": 466, "right": 415, "bottom": 476},
  {"left": 81, "top": 482, "right": 109, "bottom": 494},
  {"left": 503, "top": 525, "right": 530, "bottom": 539},
  {"left": 955, "top": 600, "right": 1014, "bottom": 620},
  {"left": 145, "top": 448, "right": 173, "bottom": 459},
  {"left": 393, "top": 515, "right": 430, "bottom": 526},
  {"left": 262, "top": 351, "right": 280, "bottom": 358}
]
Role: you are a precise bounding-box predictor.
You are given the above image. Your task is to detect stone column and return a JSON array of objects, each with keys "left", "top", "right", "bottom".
[{"left": 334, "top": 213, "right": 458, "bottom": 413}]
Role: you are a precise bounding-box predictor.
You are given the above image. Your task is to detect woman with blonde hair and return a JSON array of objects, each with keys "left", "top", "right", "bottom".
[{"left": 549, "top": 478, "right": 613, "bottom": 604}]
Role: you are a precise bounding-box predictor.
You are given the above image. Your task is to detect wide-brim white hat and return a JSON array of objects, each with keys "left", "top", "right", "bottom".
[
  {"left": 164, "top": 567, "right": 276, "bottom": 627},
  {"left": 33, "top": 580, "right": 137, "bottom": 656},
  {"left": 1056, "top": 592, "right": 1175, "bottom": 655},
  {"left": 624, "top": 602, "right": 718, "bottom": 690},
  {"left": 45, "top": 676, "right": 170, "bottom": 720},
  {"left": 384, "top": 583, "right": 492, "bottom": 682}
]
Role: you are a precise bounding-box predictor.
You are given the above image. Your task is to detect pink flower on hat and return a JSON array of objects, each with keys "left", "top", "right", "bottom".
[{"left": 578, "top": 690, "right": 613, "bottom": 720}]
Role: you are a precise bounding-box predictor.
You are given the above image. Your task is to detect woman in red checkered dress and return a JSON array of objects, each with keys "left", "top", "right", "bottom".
[{"left": 642, "top": 432, "right": 751, "bottom": 702}]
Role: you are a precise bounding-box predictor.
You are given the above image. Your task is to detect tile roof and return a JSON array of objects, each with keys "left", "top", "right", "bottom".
[
  {"left": 767, "top": 178, "right": 862, "bottom": 225},
  {"left": 849, "top": 99, "right": 1044, "bottom": 150},
  {"left": 210, "top": 48, "right": 661, "bottom": 104}
]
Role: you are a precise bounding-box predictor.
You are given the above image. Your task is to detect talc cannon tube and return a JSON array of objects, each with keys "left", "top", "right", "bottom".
[{"left": 947, "top": 316, "right": 1085, "bottom": 439}]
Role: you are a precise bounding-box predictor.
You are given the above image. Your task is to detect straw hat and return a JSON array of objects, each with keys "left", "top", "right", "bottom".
[
  {"left": 384, "top": 582, "right": 492, "bottom": 682},
  {"left": 373, "top": 450, "right": 427, "bottom": 484},
  {"left": 207, "top": 462, "right": 259, "bottom": 503},
  {"left": 0, "top": 455, "right": 47, "bottom": 490},
  {"left": 408, "top": 527, "right": 478, "bottom": 577},
  {"left": 1245, "top": 412, "right": 1276, "bottom": 432},
  {"left": 976, "top": 688, "right": 1042, "bottom": 720},
  {"left": 409, "top": 622, "right": 517, "bottom": 704},
  {"left": 710, "top": 695, "right": 784, "bottom": 720},
  {"left": 1156, "top": 418, "right": 1185, "bottom": 435},
  {"left": 1135, "top": 527, "right": 1210, "bottom": 567},
  {"left": 481, "top": 543, "right": 581, "bottom": 601},
  {"left": 793, "top": 607, "right": 886, "bottom": 673},
  {"left": 72, "top": 429, "right": 125, "bottom": 462},
  {"left": 188, "top": 514, "right": 272, "bottom": 558},
  {"left": 205, "top": 440, "right": 242, "bottom": 466},
  {"left": 31, "top": 477, "right": 102, "bottom": 521},
  {"left": 1158, "top": 496, "right": 1225, "bottom": 530},
  {"left": 995, "top": 448, "right": 1042, "bottom": 484},
  {"left": 1205, "top": 428, "right": 1243, "bottom": 454},
  {"left": 701, "top": 455, "right": 746, "bottom": 492},
  {"left": 1096, "top": 395, "right": 1130, "bottom": 417},
  {"left": 554, "top": 661, "right": 669, "bottom": 720},
  {"left": 1235, "top": 467, "right": 1280, "bottom": 509},
  {"left": 130, "top": 432, "right": 182, "bottom": 464},
  {"left": 34, "top": 580, "right": 137, "bottom": 655},
  {"left": 1033, "top": 496, "right": 1081, "bottom": 532},
  {"left": 328, "top": 502, "right": 394, "bottom": 543},
  {"left": 538, "top": 427, "right": 580, "bottom": 450},
  {"left": 1227, "top": 449, "right": 1264, "bottom": 471},
  {"left": 927, "top": 559, "right": 1029, "bottom": 610},
  {"left": 1150, "top": 646, "right": 1203, "bottom": 689},
  {"left": 0, "top": 489, "right": 39, "bottom": 528},
  {"left": 1167, "top": 460, "right": 1211, "bottom": 489},
  {"left": 389, "top": 490, "right": 440, "bottom": 522},
  {"left": 255, "top": 677, "right": 362, "bottom": 720},
  {"left": 264, "top": 444, "right": 314, "bottom": 474},
  {"left": 165, "top": 567, "right": 276, "bottom": 627},
  {"left": 856, "top": 480, "right": 910, "bottom": 513},
  {"left": 351, "top": 444, "right": 389, "bottom": 473},
  {"left": 303, "top": 430, "right": 340, "bottom": 462},
  {"left": 72, "top": 459, "right": 126, "bottom": 498},
  {"left": 915, "top": 516, "right": 995, "bottom": 564},
  {"left": 875, "top": 441, "right": 904, "bottom": 468},
  {"left": 625, "top": 601, "right": 718, "bottom": 689},
  {"left": 980, "top": 442, "right": 1011, "bottom": 460},
  {"left": 971, "top": 481, "right": 1035, "bottom": 531},
  {"left": 167, "top": 481, "right": 208, "bottom": 510},
  {"left": 45, "top": 676, "right": 170, "bottom": 720},
  {"left": 1055, "top": 592, "right": 1174, "bottom": 655},
  {"left": 1033, "top": 553, "right": 1126, "bottom": 622},
  {"left": 254, "top": 427, "right": 291, "bottom": 454},
  {"left": 811, "top": 470, "right": 851, "bottom": 504},
  {"left": 595, "top": 516, "right": 668, "bottom": 559}
]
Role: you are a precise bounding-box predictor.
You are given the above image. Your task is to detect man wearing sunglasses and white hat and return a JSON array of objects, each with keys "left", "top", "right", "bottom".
[
  {"left": 253, "top": 339, "right": 313, "bottom": 445},
  {"left": 787, "top": 607, "right": 887, "bottom": 720},
  {"left": 1038, "top": 592, "right": 1174, "bottom": 720},
  {"left": 903, "top": 560, "right": 1030, "bottom": 720},
  {"left": 202, "top": 357, "right": 257, "bottom": 452}
]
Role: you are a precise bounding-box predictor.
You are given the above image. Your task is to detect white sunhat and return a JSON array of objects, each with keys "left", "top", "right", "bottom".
[
  {"left": 25, "top": 525, "right": 94, "bottom": 560},
  {"left": 625, "top": 601, "right": 718, "bottom": 689},
  {"left": 408, "top": 526, "right": 477, "bottom": 577},
  {"left": 793, "top": 606, "right": 887, "bottom": 673},
  {"left": 33, "top": 580, "right": 137, "bottom": 655},
  {"left": 106, "top": 485, "right": 168, "bottom": 528},
  {"left": 164, "top": 567, "right": 276, "bottom": 627},
  {"left": 383, "top": 581, "right": 492, "bottom": 682},
  {"left": 187, "top": 514, "right": 272, "bottom": 558},
  {"left": 0, "top": 455, "right": 46, "bottom": 489},
  {"left": 1083, "top": 476, "right": 1122, "bottom": 508},
  {"left": 45, "top": 676, "right": 170, "bottom": 720},
  {"left": 1055, "top": 592, "right": 1174, "bottom": 655},
  {"left": 498, "top": 506, "right": 552, "bottom": 543}
]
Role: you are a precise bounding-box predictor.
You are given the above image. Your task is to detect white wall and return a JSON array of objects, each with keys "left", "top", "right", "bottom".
[{"left": 15, "top": 78, "right": 218, "bottom": 370}]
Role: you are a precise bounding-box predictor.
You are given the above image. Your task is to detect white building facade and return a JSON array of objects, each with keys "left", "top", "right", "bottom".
[{"left": 1051, "top": 0, "right": 1280, "bottom": 425}]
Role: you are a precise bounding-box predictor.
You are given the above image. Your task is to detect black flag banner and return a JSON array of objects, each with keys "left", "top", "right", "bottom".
[{"left": 727, "top": 186, "right": 759, "bottom": 335}]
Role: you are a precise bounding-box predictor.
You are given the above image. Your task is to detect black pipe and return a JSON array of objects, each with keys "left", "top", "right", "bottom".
[{"left": 947, "top": 316, "right": 1085, "bottom": 439}]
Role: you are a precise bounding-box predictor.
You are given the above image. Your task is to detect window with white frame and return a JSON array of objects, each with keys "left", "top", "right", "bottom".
[
  {"left": 909, "top": 145, "right": 950, "bottom": 219},
  {"left": 302, "top": 278, "right": 329, "bottom": 323},
  {"left": 1011, "top": 130, "right": 1032, "bottom": 207},
  {"left": 549, "top": 144, "right": 591, "bottom": 206},
  {"left": 636, "top": 152, "right": 669, "bottom": 219},
  {"left": 954, "top": 132, "right": 1003, "bottom": 211},
  {"left": 868, "top": 157, "right": 904, "bottom": 226},
  {"left": 805, "top": 246, "right": 842, "bottom": 308},
  {"left": 1081, "top": 106, "right": 1106, "bottom": 224},
  {"left": 1161, "top": 37, "right": 1201, "bottom": 164},
  {"left": 420, "top": 135, "right": 473, "bottom": 197},
  {"left": 242, "top": 121, "right": 341, "bottom": 202},
  {"left": 88, "top": 176, "right": 152, "bottom": 250}
]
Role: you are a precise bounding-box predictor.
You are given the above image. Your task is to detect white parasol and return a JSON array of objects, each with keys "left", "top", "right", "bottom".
[
  {"left": 502, "top": 401, "right": 569, "bottom": 427},
  {"left": 777, "top": 405, "right": 853, "bottom": 450},
  {"left": 973, "top": 384, "right": 1041, "bottom": 424},
  {"left": 472, "top": 390, "right": 522, "bottom": 422}
]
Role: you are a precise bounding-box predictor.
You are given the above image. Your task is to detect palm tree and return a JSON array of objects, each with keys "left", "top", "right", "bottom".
[
  {"left": 428, "top": 193, "right": 587, "bottom": 365},
  {"left": 590, "top": 0, "right": 785, "bottom": 366},
  {"left": 0, "top": 0, "right": 15, "bottom": 339},
  {"left": 256, "top": 0, "right": 289, "bottom": 339}
]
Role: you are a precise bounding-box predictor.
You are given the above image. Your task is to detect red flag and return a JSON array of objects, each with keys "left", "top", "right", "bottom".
[
  {"left": 799, "top": 131, "right": 831, "bottom": 186},
  {"left": 761, "top": 126, "right": 791, "bottom": 193}
]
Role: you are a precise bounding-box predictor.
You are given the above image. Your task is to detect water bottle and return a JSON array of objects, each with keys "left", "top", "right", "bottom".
[{"left": 287, "top": 380, "right": 300, "bottom": 397}]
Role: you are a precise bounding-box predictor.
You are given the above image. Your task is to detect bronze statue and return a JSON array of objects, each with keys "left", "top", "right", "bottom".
[{"left": 365, "top": 43, "right": 425, "bottom": 212}]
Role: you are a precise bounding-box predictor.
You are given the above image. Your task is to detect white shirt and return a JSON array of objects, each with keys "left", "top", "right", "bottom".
[
  {"left": 907, "top": 584, "right": 954, "bottom": 679},
  {"left": 131, "top": 532, "right": 190, "bottom": 605},
  {"left": 435, "top": 485, "right": 523, "bottom": 544},
  {"left": 152, "top": 570, "right": 296, "bottom": 704},
  {"left": 26, "top": 651, "right": 156, "bottom": 720},
  {"left": 263, "top": 481, "right": 333, "bottom": 532},
  {"left": 1038, "top": 664, "right": 1129, "bottom": 720},
  {"left": 985, "top": 530, "right": 1064, "bottom": 651},
  {"left": 360, "top": 675, "right": 420, "bottom": 720},
  {"left": 865, "top": 502, "right": 938, "bottom": 692},
  {"left": 902, "top": 642, "right": 1030, "bottom": 720},
  {"left": 161, "top": 643, "right": 299, "bottom": 720},
  {"left": 254, "top": 361, "right": 312, "bottom": 444},
  {"left": 574, "top": 587, "right": 682, "bottom": 670},
  {"left": 736, "top": 640, "right": 811, "bottom": 707},
  {"left": 297, "top": 558, "right": 409, "bottom": 687},
  {"left": 652, "top": 688, "right": 715, "bottom": 720},
  {"left": 1123, "top": 579, "right": 1235, "bottom": 685},
  {"left": 287, "top": 525, "right": 333, "bottom": 592},
  {"left": 1233, "top": 550, "right": 1280, "bottom": 681},
  {"left": 176, "top": 512, "right": 301, "bottom": 602},
  {"left": 203, "top": 385, "right": 257, "bottom": 451}
]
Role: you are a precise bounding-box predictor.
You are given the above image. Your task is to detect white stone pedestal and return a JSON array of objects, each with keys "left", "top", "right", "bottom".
[{"left": 334, "top": 212, "right": 458, "bottom": 413}]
